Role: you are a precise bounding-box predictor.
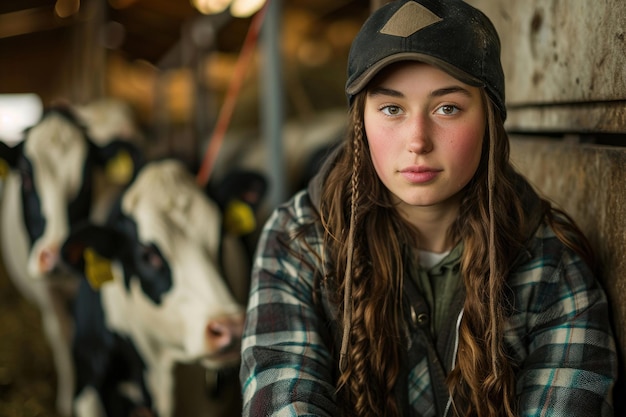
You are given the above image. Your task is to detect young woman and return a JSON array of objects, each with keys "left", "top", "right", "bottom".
[{"left": 240, "top": 1, "right": 618, "bottom": 416}]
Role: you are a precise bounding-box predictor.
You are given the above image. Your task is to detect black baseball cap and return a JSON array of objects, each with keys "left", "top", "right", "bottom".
[{"left": 346, "top": 0, "right": 506, "bottom": 119}]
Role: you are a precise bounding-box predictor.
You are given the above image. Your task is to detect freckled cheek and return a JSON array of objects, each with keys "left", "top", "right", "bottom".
[
  {"left": 448, "top": 127, "right": 484, "bottom": 177},
  {"left": 368, "top": 140, "right": 387, "bottom": 175},
  {"left": 364, "top": 123, "right": 389, "bottom": 168}
]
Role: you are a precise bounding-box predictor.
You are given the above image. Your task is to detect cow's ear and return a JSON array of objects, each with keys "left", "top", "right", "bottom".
[
  {"left": 93, "top": 139, "right": 144, "bottom": 187},
  {"left": 81, "top": 247, "right": 116, "bottom": 290},
  {"left": 209, "top": 170, "right": 268, "bottom": 210},
  {"left": 0, "top": 141, "right": 23, "bottom": 178},
  {"left": 223, "top": 200, "right": 257, "bottom": 236},
  {"left": 209, "top": 170, "right": 268, "bottom": 236},
  {"left": 61, "top": 222, "right": 126, "bottom": 289}
]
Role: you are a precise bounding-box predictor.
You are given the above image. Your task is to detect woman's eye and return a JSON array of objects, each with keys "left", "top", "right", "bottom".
[
  {"left": 436, "top": 105, "right": 459, "bottom": 115},
  {"left": 381, "top": 105, "right": 402, "bottom": 116}
]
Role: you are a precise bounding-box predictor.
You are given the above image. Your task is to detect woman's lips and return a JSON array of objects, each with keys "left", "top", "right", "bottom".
[{"left": 399, "top": 167, "right": 441, "bottom": 183}]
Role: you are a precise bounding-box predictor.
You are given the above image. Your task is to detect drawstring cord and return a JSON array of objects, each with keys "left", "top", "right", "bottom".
[{"left": 487, "top": 101, "right": 499, "bottom": 378}]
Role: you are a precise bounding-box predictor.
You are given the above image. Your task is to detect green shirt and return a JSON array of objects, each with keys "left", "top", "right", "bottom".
[{"left": 410, "top": 243, "right": 464, "bottom": 338}]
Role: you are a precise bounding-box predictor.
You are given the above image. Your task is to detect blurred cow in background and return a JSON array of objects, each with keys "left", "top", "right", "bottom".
[
  {"left": 210, "top": 108, "right": 346, "bottom": 223},
  {"left": 71, "top": 97, "right": 147, "bottom": 224},
  {"left": 72, "top": 97, "right": 144, "bottom": 148},
  {"left": 60, "top": 159, "right": 266, "bottom": 417},
  {"left": 0, "top": 104, "right": 142, "bottom": 417}
]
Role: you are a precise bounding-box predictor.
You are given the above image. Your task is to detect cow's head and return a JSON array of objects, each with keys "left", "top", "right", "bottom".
[
  {"left": 72, "top": 97, "right": 143, "bottom": 146},
  {"left": 61, "top": 159, "right": 266, "bottom": 369},
  {"left": 0, "top": 106, "right": 141, "bottom": 280}
]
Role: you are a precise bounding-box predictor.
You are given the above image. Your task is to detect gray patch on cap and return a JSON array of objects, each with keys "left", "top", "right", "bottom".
[{"left": 380, "top": 2, "right": 442, "bottom": 37}]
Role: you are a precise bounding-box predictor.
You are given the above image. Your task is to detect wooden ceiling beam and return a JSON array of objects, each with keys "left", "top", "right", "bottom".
[{"left": 0, "top": 7, "right": 72, "bottom": 39}]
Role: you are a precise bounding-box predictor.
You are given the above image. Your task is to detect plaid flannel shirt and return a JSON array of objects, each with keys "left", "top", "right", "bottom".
[{"left": 240, "top": 189, "right": 617, "bottom": 417}]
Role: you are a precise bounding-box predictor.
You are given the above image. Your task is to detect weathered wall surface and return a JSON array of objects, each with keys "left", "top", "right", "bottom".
[
  {"left": 468, "top": 0, "right": 626, "bottom": 133},
  {"left": 468, "top": 0, "right": 626, "bottom": 409}
]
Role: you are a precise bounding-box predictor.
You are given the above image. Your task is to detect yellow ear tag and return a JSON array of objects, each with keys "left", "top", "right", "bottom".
[
  {"left": 0, "top": 159, "right": 10, "bottom": 180},
  {"left": 105, "top": 149, "right": 134, "bottom": 186},
  {"left": 84, "top": 247, "right": 115, "bottom": 290},
  {"left": 224, "top": 199, "right": 256, "bottom": 236}
]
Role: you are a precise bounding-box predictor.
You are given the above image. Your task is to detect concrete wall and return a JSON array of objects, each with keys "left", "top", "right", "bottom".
[
  {"left": 467, "top": 0, "right": 626, "bottom": 410},
  {"left": 467, "top": 0, "right": 626, "bottom": 132}
]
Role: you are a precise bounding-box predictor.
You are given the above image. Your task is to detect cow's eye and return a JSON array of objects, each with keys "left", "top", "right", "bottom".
[
  {"left": 132, "top": 241, "right": 172, "bottom": 305},
  {"left": 21, "top": 171, "right": 33, "bottom": 191},
  {"left": 139, "top": 243, "right": 164, "bottom": 271}
]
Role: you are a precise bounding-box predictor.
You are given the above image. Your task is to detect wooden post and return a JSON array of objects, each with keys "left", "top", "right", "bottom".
[{"left": 70, "top": 0, "right": 106, "bottom": 103}]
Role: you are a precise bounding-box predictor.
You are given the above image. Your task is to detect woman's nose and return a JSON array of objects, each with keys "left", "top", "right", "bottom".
[{"left": 407, "top": 115, "right": 433, "bottom": 154}]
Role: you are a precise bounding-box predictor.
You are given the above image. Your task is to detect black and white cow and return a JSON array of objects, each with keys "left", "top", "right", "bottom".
[
  {"left": 0, "top": 105, "right": 141, "bottom": 417},
  {"left": 60, "top": 159, "right": 265, "bottom": 417},
  {"left": 70, "top": 97, "right": 147, "bottom": 223},
  {"left": 72, "top": 97, "right": 144, "bottom": 148},
  {"left": 200, "top": 108, "right": 344, "bottom": 259},
  {"left": 210, "top": 108, "right": 346, "bottom": 214}
]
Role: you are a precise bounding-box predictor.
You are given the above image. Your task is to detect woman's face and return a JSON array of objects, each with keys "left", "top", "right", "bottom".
[{"left": 364, "top": 61, "right": 486, "bottom": 218}]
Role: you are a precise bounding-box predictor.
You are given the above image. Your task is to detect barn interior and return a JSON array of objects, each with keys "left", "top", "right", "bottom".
[
  {"left": 1, "top": 1, "right": 625, "bottom": 416},
  {"left": 0, "top": 0, "right": 370, "bottom": 141},
  {"left": 0, "top": 1, "right": 372, "bottom": 416}
]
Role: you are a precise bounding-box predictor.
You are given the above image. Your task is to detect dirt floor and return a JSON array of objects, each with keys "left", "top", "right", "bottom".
[{"left": 0, "top": 263, "right": 61, "bottom": 417}]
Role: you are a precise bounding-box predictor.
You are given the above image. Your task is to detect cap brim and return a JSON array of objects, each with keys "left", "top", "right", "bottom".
[{"left": 346, "top": 52, "right": 484, "bottom": 96}]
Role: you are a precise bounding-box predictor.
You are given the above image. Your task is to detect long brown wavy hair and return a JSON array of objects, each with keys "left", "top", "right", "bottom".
[{"left": 317, "top": 89, "right": 595, "bottom": 417}]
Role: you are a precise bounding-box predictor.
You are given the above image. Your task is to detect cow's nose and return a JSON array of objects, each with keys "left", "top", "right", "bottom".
[
  {"left": 205, "top": 313, "right": 245, "bottom": 352},
  {"left": 38, "top": 245, "right": 60, "bottom": 274}
]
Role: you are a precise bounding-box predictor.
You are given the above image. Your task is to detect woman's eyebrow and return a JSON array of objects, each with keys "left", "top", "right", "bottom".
[
  {"left": 368, "top": 86, "right": 404, "bottom": 98},
  {"left": 429, "top": 86, "right": 473, "bottom": 98}
]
